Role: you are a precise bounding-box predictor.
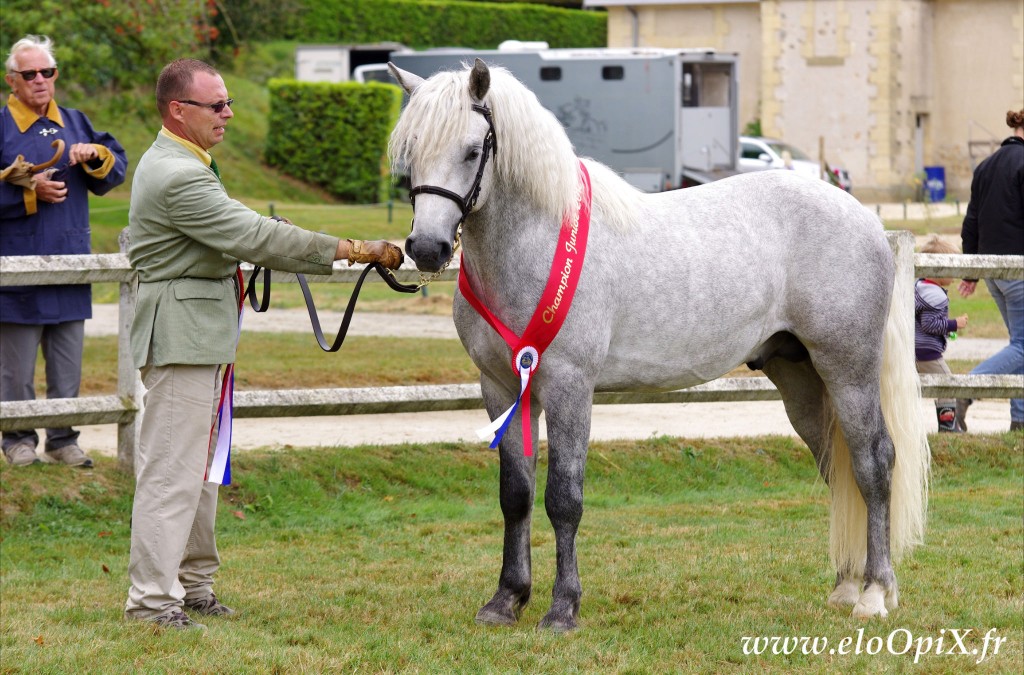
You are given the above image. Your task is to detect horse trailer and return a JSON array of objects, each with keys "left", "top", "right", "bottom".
[
  {"left": 294, "top": 43, "right": 407, "bottom": 83},
  {"left": 380, "top": 45, "right": 740, "bottom": 192}
]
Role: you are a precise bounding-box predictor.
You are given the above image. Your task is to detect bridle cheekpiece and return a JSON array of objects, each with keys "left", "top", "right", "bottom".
[{"left": 408, "top": 103, "right": 497, "bottom": 224}]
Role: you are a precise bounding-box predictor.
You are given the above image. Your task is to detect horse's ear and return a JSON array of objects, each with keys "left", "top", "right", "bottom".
[
  {"left": 388, "top": 63, "right": 424, "bottom": 95},
  {"left": 469, "top": 58, "right": 490, "bottom": 101}
]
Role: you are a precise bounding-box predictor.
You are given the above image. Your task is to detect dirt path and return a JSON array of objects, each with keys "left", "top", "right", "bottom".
[
  {"left": 79, "top": 305, "right": 1013, "bottom": 455},
  {"left": 79, "top": 397, "right": 1011, "bottom": 457}
]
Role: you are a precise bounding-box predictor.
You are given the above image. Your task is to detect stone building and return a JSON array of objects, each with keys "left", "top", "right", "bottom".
[{"left": 584, "top": 0, "right": 1024, "bottom": 200}]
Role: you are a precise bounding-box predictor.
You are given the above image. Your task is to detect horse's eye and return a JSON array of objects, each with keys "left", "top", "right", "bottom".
[{"left": 465, "top": 148, "right": 480, "bottom": 162}]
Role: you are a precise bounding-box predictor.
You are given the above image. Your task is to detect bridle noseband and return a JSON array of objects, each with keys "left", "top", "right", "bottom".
[{"left": 408, "top": 103, "right": 497, "bottom": 223}]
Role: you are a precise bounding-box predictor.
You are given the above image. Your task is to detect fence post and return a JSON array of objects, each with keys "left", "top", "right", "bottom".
[{"left": 117, "top": 229, "right": 142, "bottom": 473}]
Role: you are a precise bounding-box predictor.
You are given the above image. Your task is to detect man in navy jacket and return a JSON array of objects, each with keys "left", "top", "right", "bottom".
[{"left": 1, "top": 35, "right": 127, "bottom": 467}]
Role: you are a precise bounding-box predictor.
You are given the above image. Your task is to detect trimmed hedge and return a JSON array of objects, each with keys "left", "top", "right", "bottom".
[
  {"left": 265, "top": 80, "right": 404, "bottom": 204},
  {"left": 295, "top": 0, "right": 605, "bottom": 49}
]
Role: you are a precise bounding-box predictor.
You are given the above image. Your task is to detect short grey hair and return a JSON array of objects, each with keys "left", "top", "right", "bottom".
[{"left": 5, "top": 35, "right": 57, "bottom": 72}]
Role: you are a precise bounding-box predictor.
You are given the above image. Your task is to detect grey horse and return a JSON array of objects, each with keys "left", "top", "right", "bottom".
[{"left": 388, "top": 59, "right": 929, "bottom": 631}]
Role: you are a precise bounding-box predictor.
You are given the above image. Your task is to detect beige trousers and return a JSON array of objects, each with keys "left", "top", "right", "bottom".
[
  {"left": 916, "top": 357, "right": 955, "bottom": 408},
  {"left": 124, "top": 363, "right": 223, "bottom": 619}
]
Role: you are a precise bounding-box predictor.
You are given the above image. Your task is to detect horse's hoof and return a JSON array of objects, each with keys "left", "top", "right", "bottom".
[
  {"left": 473, "top": 606, "right": 520, "bottom": 626},
  {"left": 538, "top": 612, "right": 577, "bottom": 633},
  {"left": 475, "top": 600, "right": 520, "bottom": 626},
  {"left": 851, "top": 583, "right": 889, "bottom": 619},
  {"left": 827, "top": 578, "right": 862, "bottom": 608}
]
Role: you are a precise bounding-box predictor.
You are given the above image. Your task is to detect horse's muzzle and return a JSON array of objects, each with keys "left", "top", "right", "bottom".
[{"left": 405, "top": 232, "right": 452, "bottom": 273}]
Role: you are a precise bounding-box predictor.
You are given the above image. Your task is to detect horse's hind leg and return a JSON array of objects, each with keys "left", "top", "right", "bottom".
[
  {"left": 475, "top": 374, "right": 537, "bottom": 626},
  {"left": 828, "top": 381, "right": 900, "bottom": 618},
  {"left": 761, "top": 356, "right": 832, "bottom": 481},
  {"left": 762, "top": 357, "right": 863, "bottom": 607}
]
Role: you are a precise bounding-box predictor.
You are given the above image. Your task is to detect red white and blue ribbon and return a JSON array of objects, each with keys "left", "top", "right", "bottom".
[
  {"left": 205, "top": 267, "right": 245, "bottom": 485},
  {"left": 458, "top": 162, "right": 592, "bottom": 457}
]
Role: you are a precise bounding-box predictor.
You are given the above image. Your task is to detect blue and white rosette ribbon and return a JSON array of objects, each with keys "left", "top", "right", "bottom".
[
  {"left": 477, "top": 346, "right": 539, "bottom": 448},
  {"left": 207, "top": 370, "right": 234, "bottom": 485},
  {"left": 207, "top": 306, "right": 244, "bottom": 485}
]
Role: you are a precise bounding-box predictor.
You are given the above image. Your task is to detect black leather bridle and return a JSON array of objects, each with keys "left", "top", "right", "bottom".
[{"left": 408, "top": 103, "right": 497, "bottom": 223}]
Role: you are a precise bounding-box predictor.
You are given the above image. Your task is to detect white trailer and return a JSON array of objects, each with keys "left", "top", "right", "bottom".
[
  {"left": 294, "top": 43, "right": 407, "bottom": 82},
  {"left": 383, "top": 45, "right": 740, "bottom": 191}
]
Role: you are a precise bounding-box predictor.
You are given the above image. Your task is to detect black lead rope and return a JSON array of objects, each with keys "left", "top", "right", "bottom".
[{"left": 244, "top": 263, "right": 419, "bottom": 353}]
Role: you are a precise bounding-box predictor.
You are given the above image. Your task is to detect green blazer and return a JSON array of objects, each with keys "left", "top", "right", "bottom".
[{"left": 128, "top": 132, "right": 339, "bottom": 368}]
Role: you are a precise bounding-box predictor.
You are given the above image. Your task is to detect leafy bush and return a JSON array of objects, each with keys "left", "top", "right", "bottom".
[
  {"left": 214, "top": 0, "right": 604, "bottom": 48},
  {"left": 265, "top": 80, "right": 404, "bottom": 203}
]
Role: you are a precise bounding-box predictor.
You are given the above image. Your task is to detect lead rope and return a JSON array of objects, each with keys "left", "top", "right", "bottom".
[{"left": 245, "top": 260, "right": 423, "bottom": 352}]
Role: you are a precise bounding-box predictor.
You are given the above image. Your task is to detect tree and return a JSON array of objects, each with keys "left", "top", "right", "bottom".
[{"left": 1, "top": 0, "right": 215, "bottom": 98}]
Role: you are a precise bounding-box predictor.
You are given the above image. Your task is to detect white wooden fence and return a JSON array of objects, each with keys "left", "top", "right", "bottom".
[{"left": 1, "top": 231, "right": 1021, "bottom": 471}]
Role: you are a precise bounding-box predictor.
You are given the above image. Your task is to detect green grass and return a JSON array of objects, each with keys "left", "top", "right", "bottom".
[
  {"left": 882, "top": 213, "right": 965, "bottom": 238},
  {"left": 87, "top": 194, "right": 412, "bottom": 256},
  {"left": 78, "top": 72, "right": 341, "bottom": 207},
  {"left": 1, "top": 433, "right": 1020, "bottom": 672},
  {"left": 72, "top": 335, "right": 477, "bottom": 396}
]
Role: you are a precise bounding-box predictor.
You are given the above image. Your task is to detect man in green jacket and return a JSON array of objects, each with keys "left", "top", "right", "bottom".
[{"left": 125, "top": 58, "right": 403, "bottom": 629}]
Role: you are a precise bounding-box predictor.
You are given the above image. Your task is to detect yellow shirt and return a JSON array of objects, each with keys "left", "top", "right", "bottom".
[{"left": 159, "top": 126, "right": 213, "bottom": 168}]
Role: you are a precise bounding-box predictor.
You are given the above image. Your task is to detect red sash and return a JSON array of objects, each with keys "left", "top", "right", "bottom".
[{"left": 458, "top": 162, "right": 592, "bottom": 456}]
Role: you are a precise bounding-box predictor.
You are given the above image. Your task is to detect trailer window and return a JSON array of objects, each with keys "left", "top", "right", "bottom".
[
  {"left": 540, "top": 66, "right": 562, "bottom": 81},
  {"left": 601, "top": 65, "right": 624, "bottom": 80},
  {"left": 682, "top": 63, "right": 732, "bottom": 108}
]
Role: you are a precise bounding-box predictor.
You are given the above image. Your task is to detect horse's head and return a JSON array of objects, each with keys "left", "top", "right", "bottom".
[{"left": 389, "top": 59, "right": 497, "bottom": 273}]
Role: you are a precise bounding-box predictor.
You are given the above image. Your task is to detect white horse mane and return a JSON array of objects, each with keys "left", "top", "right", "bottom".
[{"left": 389, "top": 63, "right": 642, "bottom": 229}]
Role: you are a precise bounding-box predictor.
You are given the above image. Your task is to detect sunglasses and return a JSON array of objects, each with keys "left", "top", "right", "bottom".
[
  {"left": 11, "top": 68, "right": 57, "bottom": 81},
  {"left": 178, "top": 98, "right": 234, "bottom": 114}
]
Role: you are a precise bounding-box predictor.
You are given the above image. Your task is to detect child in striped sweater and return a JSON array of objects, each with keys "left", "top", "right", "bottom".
[{"left": 914, "top": 235, "right": 969, "bottom": 432}]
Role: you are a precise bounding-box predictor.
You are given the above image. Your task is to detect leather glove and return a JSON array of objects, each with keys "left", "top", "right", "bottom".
[
  {"left": 0, "top": 140, "right": 65, "bottom": 189},
  {"left": 347, "top": 239, "right": 404, "bottom": 269},
  {"left": 0, "top": 155, "right": 36, "bottom": 189}
]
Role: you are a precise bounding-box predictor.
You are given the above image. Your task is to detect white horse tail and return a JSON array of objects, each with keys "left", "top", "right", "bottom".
[
  {"left": 879, "top": 260, "right": 931, "bottom": 561},
  {"left": 828, "top": 239, "right": 930, "bottom": 577}
]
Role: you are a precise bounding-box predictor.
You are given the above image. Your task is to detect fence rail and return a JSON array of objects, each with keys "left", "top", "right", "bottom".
[{"left": 2, "top": 232, "right": 1022, "bottom": 470}]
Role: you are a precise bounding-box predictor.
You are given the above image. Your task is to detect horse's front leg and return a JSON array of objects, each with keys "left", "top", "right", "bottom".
[
  {"left": 537, "top": 384, "right": 593, "bottom": 632},
  {"left": 475, "top": 373, "right": 539, "bottom": 626}
]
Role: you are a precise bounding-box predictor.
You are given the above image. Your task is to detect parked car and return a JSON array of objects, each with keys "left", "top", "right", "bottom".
[{"left": 738, "top": 136, "right": 852, "bottom": 192}]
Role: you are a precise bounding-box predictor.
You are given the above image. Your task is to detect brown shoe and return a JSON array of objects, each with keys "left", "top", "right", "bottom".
[
  {"left": 184, "top": 593, "right": 235, "bottom": 616},
  {"left": 42, "top": 444, "right": 94, "bottom": 468}
]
